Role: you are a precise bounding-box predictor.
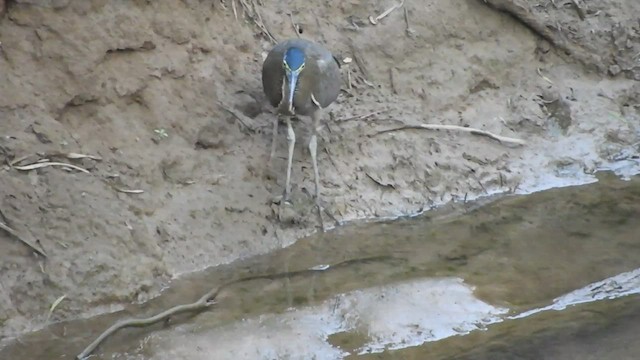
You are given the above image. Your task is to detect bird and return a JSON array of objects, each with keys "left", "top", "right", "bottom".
[{"left": 261, "top": 38, "right": 342, "bottom": 223}]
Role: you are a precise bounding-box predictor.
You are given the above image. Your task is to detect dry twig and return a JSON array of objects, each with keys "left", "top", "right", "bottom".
[
  {"left": 369, "top": 123, "right": 526, "bottom": 146},
  {"left": 570, "top": 0, "right": 586, "bottom": 20},
  {"left": 369, "top": 0, "right": 405, "bottom": 25},
  {"left": 0, "top": 220, "right": 48, "bottom": 258},
  {"left": 218, "top": 102, "right": 256, "bottom": 132},
  {"left": 536, "top": 67, "right": 554, "bottom": 84}
]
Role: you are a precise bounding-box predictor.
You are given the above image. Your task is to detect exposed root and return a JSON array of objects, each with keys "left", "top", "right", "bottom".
[{"left": 478, "top": 0, "right": 602, "bottom": 72}]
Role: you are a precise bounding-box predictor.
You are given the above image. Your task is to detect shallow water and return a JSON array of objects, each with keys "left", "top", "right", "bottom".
[{"left": 2, "top": 172, "right": 640, "bottom": 360}]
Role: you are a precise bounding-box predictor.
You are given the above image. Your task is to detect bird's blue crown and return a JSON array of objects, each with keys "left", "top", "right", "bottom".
[{"left": 283, "top": 47, "right": 305, "bottom": 71}]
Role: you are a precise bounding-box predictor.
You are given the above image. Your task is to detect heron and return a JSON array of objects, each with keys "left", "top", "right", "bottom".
[{"left": 262, "top": 38, "right": 342, "bottom": 226}]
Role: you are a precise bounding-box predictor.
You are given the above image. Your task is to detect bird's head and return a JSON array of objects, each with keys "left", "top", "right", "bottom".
[{"left": 282, "top": 47, "right": 305, "bottom": 113}]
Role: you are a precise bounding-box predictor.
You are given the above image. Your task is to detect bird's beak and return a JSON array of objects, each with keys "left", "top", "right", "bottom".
[{"left": 286, "top": 70, "right": 299, "bottom": 114}]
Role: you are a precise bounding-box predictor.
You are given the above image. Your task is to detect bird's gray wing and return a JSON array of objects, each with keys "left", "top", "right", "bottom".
[
  {"left": 309, "top": 50, "right": 342, "bottom": 109},
  {"left": 261, "top": 44, "right": 288, "bottom": 108}
]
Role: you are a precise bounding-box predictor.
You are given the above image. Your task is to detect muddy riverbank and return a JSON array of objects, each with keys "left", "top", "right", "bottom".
[{"left": 1, "top": 0, "right": 639, "bottom": 341}]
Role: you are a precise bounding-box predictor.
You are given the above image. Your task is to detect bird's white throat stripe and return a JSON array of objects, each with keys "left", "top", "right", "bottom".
[
  {"left": 280, "top": 75, "right": 286, "bottom": 107},
  {"left": 311, "top": 93, "right": 321, "bottom": 108},
  {"left": 280, "top": 75, "right": 297, "bottom": 113}
]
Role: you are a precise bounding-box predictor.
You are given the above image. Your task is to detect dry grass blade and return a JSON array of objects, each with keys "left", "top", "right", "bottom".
[
  {"left": 369, "top": 123, "right": 527, "bottom": 146},
  {"left": 114, "top": 188, "right": 144, "bottom": 194},
  {"left": 0, "top": 221, "right": 48, "bottom": 258},
  {"left": 46, "top": 295, "right": 67, "bottom": 323},
  {"left": 13, "top": 161, "right": 90, "bottom": 173},
  {"left": 64, "top": 153, "right": 103, "bottom": 161},
  {"left": 536, "top": 68, "right": 554, "bottom": 84}
]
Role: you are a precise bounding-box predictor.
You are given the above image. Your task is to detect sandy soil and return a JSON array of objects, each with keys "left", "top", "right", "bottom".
[{"left": 0, "top": 0, "right": 638, "bottom": 340}]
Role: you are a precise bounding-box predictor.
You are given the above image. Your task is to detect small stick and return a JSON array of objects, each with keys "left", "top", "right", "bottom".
[
  {"left": 289, "top": 12, "right": 300, "bottom": 37},
  {"left": 0, "top": 221, "right": 48, "bottom": 258},
  {"left": 403, "top": 7, "right": 416, "bottom": 37},
  {"left": 338, "top": 110, "right": 388, "bottom": 122},
  {"left": 368, "top": 123, "right": 527, "bottom": 146},
  {"left": 389, "top": 67, "right": 397, "bottom": 94},
  {"left": 369, "top": 0, "right": 405, "bottom": 25},
  {"left": 570, "top": 0, "right": 586, "bottom": 20},
  {"left": 365, "top": 172, "right": 395, "bottom": 189}
]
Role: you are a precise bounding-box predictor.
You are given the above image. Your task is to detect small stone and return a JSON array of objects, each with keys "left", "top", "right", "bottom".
[
  {"left": 195, "top": 122, "right": 227, "bottom": 150},
  {"left": 608, "top": 64, "right": 622, "bottom": 76}
]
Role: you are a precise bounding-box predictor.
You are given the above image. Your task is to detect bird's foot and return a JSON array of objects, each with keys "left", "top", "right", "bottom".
[
  {"left": 271, "top": 192, "right": 297, "bottom": 224},
  {"left": 277, "top": 200, "right": 297, "bottom": 224},
  {"left": 303, "top": 189, "right": 340, "bottom": 232},
  {"left": 270, "top": 191, "right": 340, "bottom": 230}
]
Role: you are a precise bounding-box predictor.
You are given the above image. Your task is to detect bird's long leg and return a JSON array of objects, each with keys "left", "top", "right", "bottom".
[
  {"left": 283, "top": 116, "right": 295, "bottom": 203},
  {"left": 309, "top": 119, "right": 321, "bottom": 202},
  {"left": 309, "top": 110, "right": 325, "bottom": 230}
]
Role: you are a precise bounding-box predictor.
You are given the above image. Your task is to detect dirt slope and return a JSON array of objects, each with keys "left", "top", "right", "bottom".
[{"left": 0, "top": 0, "right": 638, "bottom": 340}]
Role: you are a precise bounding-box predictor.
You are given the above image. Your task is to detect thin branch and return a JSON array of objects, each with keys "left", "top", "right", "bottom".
[
  {"left": 0, "top": 220, "right": 48, "bottom": 258},
  {"left": 337, "top": 110, "right": 388, "bottom": 122},
  {"left": 369, "top": 123, "right": 526, "bottom": 146}
]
